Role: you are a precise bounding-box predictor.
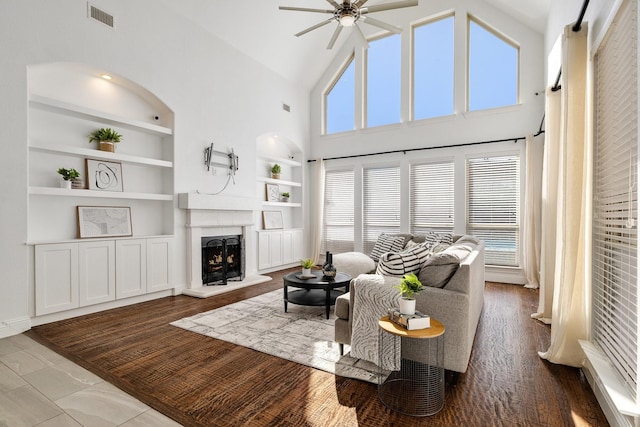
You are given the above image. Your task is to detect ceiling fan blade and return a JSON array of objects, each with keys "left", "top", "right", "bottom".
[
  {"left": 355, "top": 24, "right": 369, "bottom": 48},
  {"left": 279, "top": 6, "right": 335, "bottom": 14},
  {"left": 354, "top": 0, "right": 369, "bottom": 7},
  {"left": 361, "top": 0, "right": 418, "bottom": 14},
  {"left": 327, "top": 24, "right": 343, "bottom": 49},
  {"left": 360, "top": 16, "right": 403, "bottom": 33},
  {"left": 326, "top": 0, "right": 340, "bottom": 7},
  {"left": 295, "top": 18, "right": 334, "bottom": 37}
]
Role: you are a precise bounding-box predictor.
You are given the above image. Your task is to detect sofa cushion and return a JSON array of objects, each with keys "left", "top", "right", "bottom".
[
  {"left": 332, "top": 252, "right": 377, "bottom": 278},
  {"left": 375, "top": 243, "right": 432, "bottom": 277},
  {"left": 418, "top": 242, "right": 472, "bottom": 288},
  {"left": 335, "top": 292, "right": 351, "bottom": 320},
  {"left": 411, "top": 232, "right": 453, "bottom": 251},
  {"left": 370, "top": 234, "right": 406, "bottom": 262}
]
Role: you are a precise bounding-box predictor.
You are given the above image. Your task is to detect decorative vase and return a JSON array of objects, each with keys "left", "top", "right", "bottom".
[
  {"left": 71, "top": 178, "right": 84, "bottom": 189},
  {"left": 281, "top": 196, "right": 289, "bottom": 202},
  {"left": 60, "top": 180, "right": 72, "bottom": 189},
  {"left": 98, "top": 140, "right": 115, "bottom": 152},
  {"left": 271, "top": 172, "right": 280, "bottom": 179},
  {"left": 322, "top": 253, "right": 336, "bottom": 279},
  {"left": 399, "top": 297, "right": 416, "bottom": 315},
  {"left": 302, "top": 267, "right": 311, "bottom": 276}
]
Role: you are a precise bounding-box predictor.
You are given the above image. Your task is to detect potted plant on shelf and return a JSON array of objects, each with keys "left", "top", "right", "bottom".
[
  {"left": 394, "top": 272, "right": 424, "bottom": 315},
  {"left": 57, "top": 167, "right": 80, "bottom": 189},
  {"left": 300, "top": 258, "right": 314, "bottom": 276},
  {"left": 89, "top": 127, "right": 123, "bottom": 152},
  {"left": 271, "top": 163, "right": 281, "bottom": 179},
  {"left": 281, "top": 192, "right": 290, "bottom": 202}
]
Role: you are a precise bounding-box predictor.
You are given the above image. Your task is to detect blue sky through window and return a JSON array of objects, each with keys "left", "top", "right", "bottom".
[
  {"left": 326, "top": 57, "right": 355, "bottom": 134},
  {"left": 469, "top": 20, "right": 518, "bottom": 111},
  {"left": 367, "top": 35, "right": 401, "bottom": 127},
  {"left": 413, "top": 16, "right": 454, "bottom": 120}
]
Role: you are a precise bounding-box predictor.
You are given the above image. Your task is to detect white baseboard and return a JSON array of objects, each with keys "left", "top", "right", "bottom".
[
  {"left": 485, "top": 266, "right": 526, "bottom": 284},
  {"left": 0, "top": 317, "right": 31, "bottom": 339}
]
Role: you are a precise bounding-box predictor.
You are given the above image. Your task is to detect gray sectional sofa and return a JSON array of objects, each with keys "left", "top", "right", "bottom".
[{"left": 333, "top": 234, "right": 485, "bottom": 375}]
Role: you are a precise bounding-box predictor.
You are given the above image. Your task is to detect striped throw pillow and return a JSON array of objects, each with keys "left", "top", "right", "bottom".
[
  {"left": 376, "top": 243, "right": 432, "bottom": 277},
  {"left": 370, "top": 234, "right": 406, "bottom": 262}
]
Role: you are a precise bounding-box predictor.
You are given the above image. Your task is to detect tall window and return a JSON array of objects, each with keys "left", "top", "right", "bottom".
[
  {"left": 410, "top": 161, "right": 454, "bottom": 233},
  {"left": 363, "top": 166, "right": 401, "bottom": 254},
  {"left": 592, "top": 0, "right": 638, "bottom": 400},
  {"left": 367, "top": 34, "right": 401, "bottom": 127},
  {"left": 323, "top": 170, "right": 355, "bottom": 253},
  {"left": 466, "top": 155, "right": 520, "bottom": 266},
  {"left": 325, "top": 55, "right": 355, "bottom": 134},
  {"left": 413, "top": 15, "right": 454, "bottom": 120},
  {"left": 468, "top": 18, "right": 518, "bottom": 111}
]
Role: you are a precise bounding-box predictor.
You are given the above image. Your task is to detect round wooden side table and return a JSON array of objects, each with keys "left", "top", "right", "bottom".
[{"left": 377, "top": 316, "right": 445, "bottom": 417}]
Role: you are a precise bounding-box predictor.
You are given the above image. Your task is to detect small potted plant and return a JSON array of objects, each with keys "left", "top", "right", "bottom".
[
  {"left": 394, "top": 272, "right": 424, "bottom": 315},
  {"left": 281, "top": 192, "right": 290, "bottom": 202},
  {"left": 271, "top": 163, "right": 281, "bottom": 179},
  {"left": 300, "top": 258, "right": 314, "bottom": 276},
  {"left": 89, "top": 127, "right": 123, "bottom": 152},
  {"left": 57, "top": 167, "right": 80, "bottom": 189}
]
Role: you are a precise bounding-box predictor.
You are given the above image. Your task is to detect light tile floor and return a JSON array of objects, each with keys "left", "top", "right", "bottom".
[{"left": 0, "top": 333, "right": 182, "bottom": 427}]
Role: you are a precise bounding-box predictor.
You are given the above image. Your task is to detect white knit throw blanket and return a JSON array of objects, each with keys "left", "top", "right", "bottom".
[{"left": 350, "top": 274, "right": 401, "bottom": 370}]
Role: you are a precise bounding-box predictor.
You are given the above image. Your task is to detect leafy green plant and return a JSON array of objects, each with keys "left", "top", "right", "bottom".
[
  {"left": 281, "top": 192, "right": 290, "bottom": 198},
  {"left": 394, "top": 272, "right": 424, "bottom": 299},
  {"left": 57, "top": 168, "right": 80, "bottom": 181},
  {"left": 300, "top": 258, "right": 315, "bottom": 269},
  {"left": 88, "top": 128, "right": 123, "bottom": 143},
  {"left": 271, "top": 164, "right": 281, "bottom": 174}
]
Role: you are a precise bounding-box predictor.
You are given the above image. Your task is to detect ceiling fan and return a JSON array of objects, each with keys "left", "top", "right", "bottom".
[{"left": 279, "top": 0, "right": 419, "bottom": 49}]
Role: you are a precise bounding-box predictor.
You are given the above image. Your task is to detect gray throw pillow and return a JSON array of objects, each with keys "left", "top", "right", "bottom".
[{"left": 418, "top": 244, "right": 472, "bottom": 288}]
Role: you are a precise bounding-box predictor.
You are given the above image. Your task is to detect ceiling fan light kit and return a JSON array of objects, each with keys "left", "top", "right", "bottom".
[{"left": 279, "top": 0, "right": 419, "bottom": 49}]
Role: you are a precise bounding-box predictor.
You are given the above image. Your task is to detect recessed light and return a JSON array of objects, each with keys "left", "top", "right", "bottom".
[{"left": 101, "top": 74, "right": 112, "bottom": 80}]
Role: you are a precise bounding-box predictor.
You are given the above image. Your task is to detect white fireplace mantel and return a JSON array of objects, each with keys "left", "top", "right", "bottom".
[{"left": 178, "top": 192, "right": 270, "bottom": 298}]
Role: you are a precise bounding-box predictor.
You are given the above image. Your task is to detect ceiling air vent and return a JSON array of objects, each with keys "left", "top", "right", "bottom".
[{"left": 88, "top": 3, "right": 114, "bottom": 28}]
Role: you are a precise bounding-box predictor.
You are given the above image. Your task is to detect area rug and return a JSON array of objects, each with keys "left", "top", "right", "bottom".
[{"left": 171, "top": 289, "right": 383, "bottom": 383}]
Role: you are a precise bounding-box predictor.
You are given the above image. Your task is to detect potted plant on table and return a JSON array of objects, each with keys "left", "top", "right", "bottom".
[
  {"left": 300, "top": 258, "right": 314, "bottom": 276},
  {"left": 394, "top": 272, "right": 424, "bottom": 315},
  {"left": 89, "top": 127, "right": 123, "bottom": 152},
  {"left": 271, "top": 163, "right": 281, "bottom": 179},
  {"left": 57, "top": 167, "right": 80, "bottom": 189},
  {"left": 281, "top": 192, "right": 290, "bottom": 202}
]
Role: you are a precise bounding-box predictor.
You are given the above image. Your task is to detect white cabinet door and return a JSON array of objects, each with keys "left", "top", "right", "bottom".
[
  {"left": 116, "top": 239, "right": 147, "bottom": 299},
  {"left": 269, "top": 232, "right": 283, "bottom": 267},
  {"left": 258, "top": 232, "right": 272, "bottom": 270},
  {"left": 78, "top": 241, "right": 116, "bottom": 307},
  {"left": 292, "top": 229, "right": 303, "bottom": 260},
  {"left": 147, "top": 237, "right": 174, "bottom": 293},
  {"left": 282, "top": 230, "right": 294, "bottom": 264},
  {"left": 35, "top": 243, "right": 79, "bottom": 316}
]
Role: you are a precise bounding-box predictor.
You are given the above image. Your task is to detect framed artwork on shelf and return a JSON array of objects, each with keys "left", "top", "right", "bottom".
[
  {"left": 262, "top": 211, "right": 283, "bottom": 230},
  {"left": 265, "top": 183, "right": 280, "bottom": 202},
  {"left": 77, "top": 206, "right": 133, "bottom": 238},
  {"left": 86, "top": 159, "right": 124, "bottom": 192}
]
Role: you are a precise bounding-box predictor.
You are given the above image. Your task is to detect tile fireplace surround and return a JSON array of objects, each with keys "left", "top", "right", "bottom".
[{"left": 178, "top": 193, "right": 270, "bottom": 298}]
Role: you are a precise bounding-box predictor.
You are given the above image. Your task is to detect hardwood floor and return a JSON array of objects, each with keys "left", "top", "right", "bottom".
[{"left": 27, "top": 269, "right": 609, "bottom": 427}]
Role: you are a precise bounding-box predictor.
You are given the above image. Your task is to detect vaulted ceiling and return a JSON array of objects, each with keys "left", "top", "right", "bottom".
[{"left": 160, "top": 0, "right": 550, "bottom": 89}]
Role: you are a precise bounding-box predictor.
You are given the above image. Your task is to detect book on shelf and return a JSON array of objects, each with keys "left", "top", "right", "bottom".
[{"left": 388, "top": 307, "right": 431, "bottom": 330}]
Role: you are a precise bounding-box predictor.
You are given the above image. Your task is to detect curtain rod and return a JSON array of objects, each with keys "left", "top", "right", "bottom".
[
  {"left": 551, "top": 0, "right": 590, "bottom": 92},
  {"left": 307, "top": 136, "right": 526, "bottom": 163}
]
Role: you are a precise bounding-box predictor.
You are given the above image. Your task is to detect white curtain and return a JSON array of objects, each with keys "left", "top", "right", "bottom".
[
  {"left": 537, "top": 24, "right": 591, "bottom": 367},
  {"left": 523, "top": 135, "right": 541, "bottom": 289},
  {"left": 311, "top": 159, "right": 325, "bottom": 265}
]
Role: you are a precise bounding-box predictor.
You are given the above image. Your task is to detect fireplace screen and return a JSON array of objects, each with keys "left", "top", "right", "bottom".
[{"left": 201, "top": 235, "right": 245, "bottom": 285}]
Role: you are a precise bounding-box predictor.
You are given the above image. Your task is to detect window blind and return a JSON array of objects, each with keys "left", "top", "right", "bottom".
[
  {"left": 466, "top": 155, "right": 520, "bottom": 266},
  {"left": 410, "top": 161, "right": 454, "bottom": 234},
  {"left": 323, "top": 170, "right": 355, "bottom": 254},
  {"left": 592, "top": 0, "right": 639, "bottom": 400},
  {"left": 363, "top": 166, "right": 401, "bottom": 254}
]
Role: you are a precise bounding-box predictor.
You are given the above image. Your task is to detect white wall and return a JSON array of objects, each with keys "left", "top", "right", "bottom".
[
  {"left": 306, "top": 0, "right": 545, "bottom": 283},
  {"left": 0, "top": 0, "right": 309, "bottom": 336}
]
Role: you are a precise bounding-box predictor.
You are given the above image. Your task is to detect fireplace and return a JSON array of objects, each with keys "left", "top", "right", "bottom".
[{"left": 201, "top": 235, "right": 245, "bottom": 285}]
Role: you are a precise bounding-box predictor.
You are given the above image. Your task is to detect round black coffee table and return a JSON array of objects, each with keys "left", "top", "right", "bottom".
[{"left": 283, "top": 270, "right": 351, "bottom": 319}]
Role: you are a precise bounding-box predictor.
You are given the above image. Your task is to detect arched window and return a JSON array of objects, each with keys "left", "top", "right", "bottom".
[{"left": 325, "top": 55, "right": 355, "bottom": 134}]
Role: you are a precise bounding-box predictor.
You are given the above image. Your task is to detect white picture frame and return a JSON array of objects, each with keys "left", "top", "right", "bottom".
[
  {"left": 266, "top": 183, "right": 280, "bottom": 202},
  {"left": 262, "top": 211, "right": 283, "bottom": 230},
  {"left": 86, "top": 159, "right": 124, "bottom": 192},
  {"left": 77, "top": 206, "right": 132, "bottom": 238}
]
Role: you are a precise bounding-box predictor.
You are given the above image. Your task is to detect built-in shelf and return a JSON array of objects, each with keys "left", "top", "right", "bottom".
[
  {"left": 29, "top": 95, "right": 173, "bottom": 136},
  {"left": 262, "top": 201, "right": 302, "bottom": 208},
  {"left": 256, "top": 176, "right": 302, "bottom": 187},
  {"left": 257, "top": 154, "right": 301, "bottom": 167},
  {"left": 26, "top": 234, "right": 175, "bottom": 246},
  {"left": 29, "top": 144, "right": 173, "bottom": 168},
  {"left": 29, "top": 187, "right": 173, "bottom": 201}
]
